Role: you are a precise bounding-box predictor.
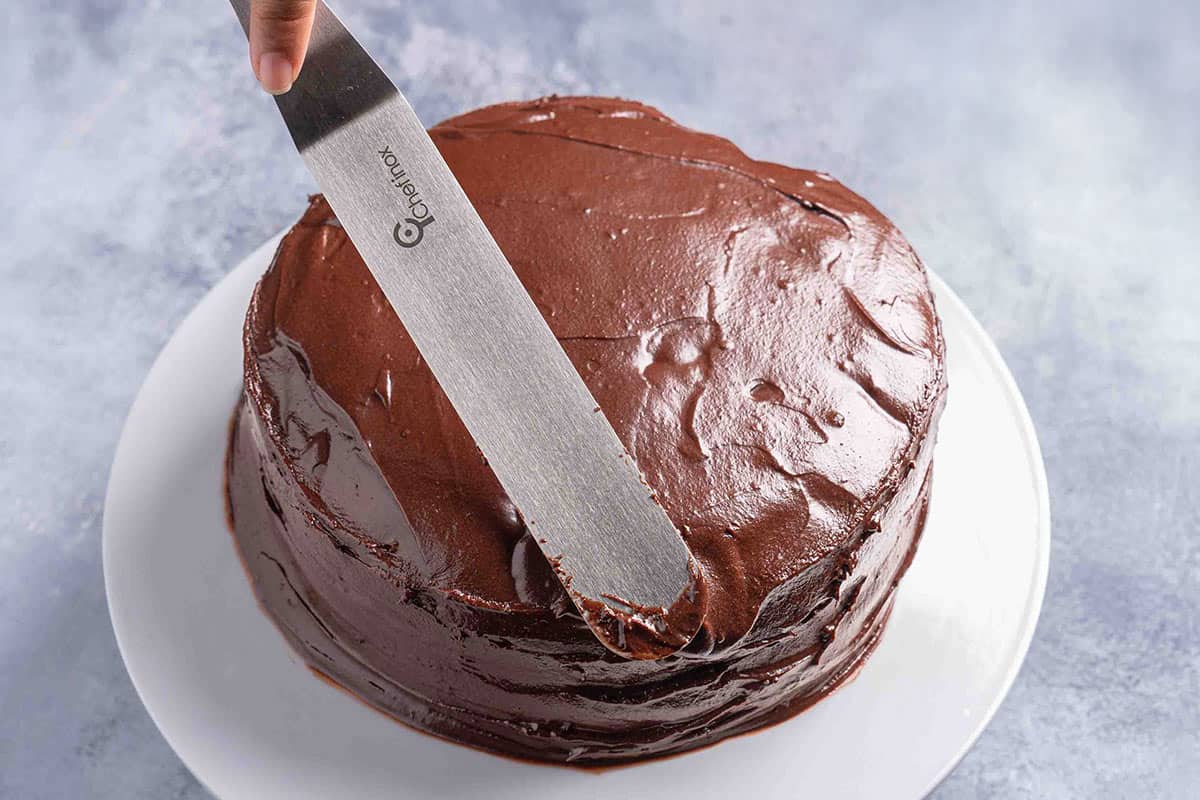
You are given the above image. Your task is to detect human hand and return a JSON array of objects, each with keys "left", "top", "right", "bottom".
[{"left": 248, "top": 0, "right": 317, "bottom": 95}]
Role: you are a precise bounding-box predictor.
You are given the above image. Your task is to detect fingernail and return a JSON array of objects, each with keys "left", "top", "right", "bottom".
[{"left": 258, "top": 51, "right": 294, "bottom": 96}]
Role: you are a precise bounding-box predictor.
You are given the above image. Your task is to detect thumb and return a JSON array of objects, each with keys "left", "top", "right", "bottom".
[{"left": 249, "top": 0, "right": 318, "bottom": 95}]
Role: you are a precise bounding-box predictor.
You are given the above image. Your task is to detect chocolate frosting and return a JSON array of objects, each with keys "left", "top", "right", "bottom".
[{"left": 226, "top": 96, "right": 947, "bottom": 763}]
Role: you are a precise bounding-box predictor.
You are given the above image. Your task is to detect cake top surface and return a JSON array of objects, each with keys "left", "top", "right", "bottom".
[{"left": 247, "top": 96, "right": 944, "bottom": 648}]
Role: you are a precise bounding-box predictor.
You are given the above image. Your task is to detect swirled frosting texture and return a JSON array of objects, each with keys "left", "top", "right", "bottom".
[{"left": 226, "top": 96, "right": 947, "bottom": 763}]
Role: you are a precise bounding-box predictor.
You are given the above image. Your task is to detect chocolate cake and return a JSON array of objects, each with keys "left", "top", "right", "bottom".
[{"left": 225, "top": 96, "right": 947, "bottom": 763}]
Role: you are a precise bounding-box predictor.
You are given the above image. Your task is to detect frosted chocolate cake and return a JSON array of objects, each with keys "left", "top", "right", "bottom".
[{"left": 225, "top": 96, "right": 947, "bottom": 764}]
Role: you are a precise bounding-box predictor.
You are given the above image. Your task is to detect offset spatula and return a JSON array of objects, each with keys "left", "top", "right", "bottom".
[{"left": 228, "top": 0, "right": 703, "bottom": 658}]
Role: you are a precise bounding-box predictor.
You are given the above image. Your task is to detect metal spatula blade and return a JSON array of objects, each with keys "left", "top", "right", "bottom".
[{"left": 229, "top": 0, "right": 704, "bottom": 658}]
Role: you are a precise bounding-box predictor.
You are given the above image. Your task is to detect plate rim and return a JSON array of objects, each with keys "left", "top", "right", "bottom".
[
  {"left": 103, "top": 232, "right": 1051, "bottom": 799},
  {"left": 916, "top": 271, "right": 1051, "bottom": 796}
]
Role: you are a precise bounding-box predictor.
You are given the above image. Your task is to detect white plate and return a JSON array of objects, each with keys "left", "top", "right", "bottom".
[{"left": 104, "top": 232, "right": 1049, "bottom": 800}]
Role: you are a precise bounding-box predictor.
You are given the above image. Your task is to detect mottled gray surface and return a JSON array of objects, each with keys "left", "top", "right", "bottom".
[{"left": 1, "top": 0, "right": 1197, "bottom": 797}]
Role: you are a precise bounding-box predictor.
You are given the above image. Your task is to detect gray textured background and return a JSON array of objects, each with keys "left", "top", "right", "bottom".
[{"left": 2, "top": 0, "right": 1197, "bottom": 797}]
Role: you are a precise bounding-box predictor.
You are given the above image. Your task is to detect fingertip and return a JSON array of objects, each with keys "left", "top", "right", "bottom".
[{"left": 257, "top": 51, "right": 295, "bottom": 96}]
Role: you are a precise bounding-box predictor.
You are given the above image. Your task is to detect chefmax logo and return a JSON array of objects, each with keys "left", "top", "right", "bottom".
[{"left": 378, "top": 146, "right": 435, "bottom": 248}]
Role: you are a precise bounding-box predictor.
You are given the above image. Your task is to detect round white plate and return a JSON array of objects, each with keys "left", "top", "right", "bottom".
[{"left": 104, "top": 233, "right": 1049, "bottom": 800}]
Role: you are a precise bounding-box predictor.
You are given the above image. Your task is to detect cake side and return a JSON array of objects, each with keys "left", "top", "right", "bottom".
[{"left": 225, "top": 96, "right": 947, "bottom": 763}]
